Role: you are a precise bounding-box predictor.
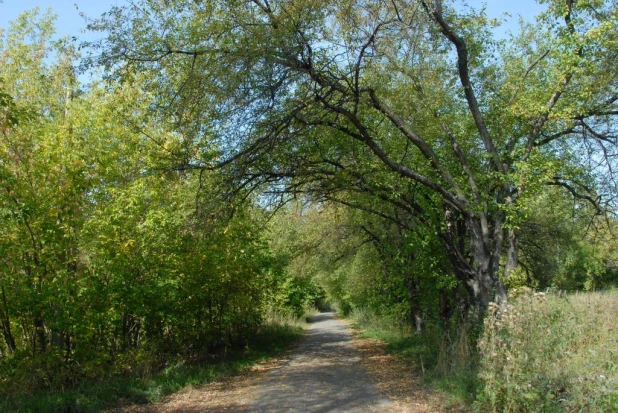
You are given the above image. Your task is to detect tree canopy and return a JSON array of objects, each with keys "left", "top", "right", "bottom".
[{"left": 87, "top": 0, "right": 618, "bottom": 308}]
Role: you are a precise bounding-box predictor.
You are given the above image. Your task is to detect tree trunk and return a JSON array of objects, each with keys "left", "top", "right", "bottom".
[
  {"left": 504, "top": 228, "right": 519, "bottom": 279},
  {"left": 442, "top": 209, "right": 509, "bottom": 309},
  {"left": 0, "top": 286, "right": 16, "bottom": 354},
  {"left": 467, "top": 214, "right": 508, "bottom": 307},
  {"left": 64, "top": 331, "right": 72, "bottom": 362},
  {"left": 34, "top": 315, "right": 47, "bottom": 353},
  {"left": 405, "top": 275, "right": 423, "bottom": 334},
  {"left": 51, "top": 304, "right": 64, "bottom": 351},
  {"left": 439, "top": 287, "right": 453, "bottom": 333}
]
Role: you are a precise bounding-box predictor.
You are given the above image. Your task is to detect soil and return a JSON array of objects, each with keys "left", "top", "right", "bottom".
[{"left": 110, "top": 312, "right": 446, "bottom": 412}]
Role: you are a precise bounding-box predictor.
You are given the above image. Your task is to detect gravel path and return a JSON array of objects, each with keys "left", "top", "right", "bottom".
[
  {"left": 249, "top": 312, "right": 393, "bottom": 412},
  {"left": 112, "top": 312, "right": 420, "bottom": 412}
]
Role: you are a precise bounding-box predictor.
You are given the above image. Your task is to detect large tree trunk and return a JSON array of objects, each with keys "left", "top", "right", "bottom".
[
  {"left": 467, "top": 214, "right": 508, "bottom": 307},
  {"left": 442, "top": 208, "right": 509, "bottom": 309}
]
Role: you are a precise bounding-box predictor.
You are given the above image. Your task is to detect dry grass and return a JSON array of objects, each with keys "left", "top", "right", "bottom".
[
  {"left": 346, "top": 321, "right": 457, "bottom": 413},
  {"left": 477, "top": 290, "right": 618, "bottom": 412}
]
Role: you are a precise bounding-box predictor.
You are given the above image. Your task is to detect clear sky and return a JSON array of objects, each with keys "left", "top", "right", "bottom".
[
  {"left": 1, "top": 0, "right": 544, "bottom": 41},
  {"left": 467, "top": 0, "right": 545, "bottom": 37},
  {"left": 0, "top": 0, "right": 123, "bottom": 42}
]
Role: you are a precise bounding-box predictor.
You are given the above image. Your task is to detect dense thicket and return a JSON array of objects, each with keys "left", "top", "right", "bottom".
[{"left": 0, "top": 11, "right": 306, "bottom": 393}]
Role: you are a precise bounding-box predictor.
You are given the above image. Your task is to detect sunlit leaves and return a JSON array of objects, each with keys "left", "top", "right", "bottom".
[{"left": 0, "top": 10, "right": 283, "bottom": 390}]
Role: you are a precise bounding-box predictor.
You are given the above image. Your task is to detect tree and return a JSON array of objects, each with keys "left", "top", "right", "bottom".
[
  {"left": 0, "top": 10, "right": 284, "bottom": 390},
  {"left": 516, "top": 187, "right": 618, "bottom": 291},
  {"left": 0, "top": 9, "right": 86, "bottom": 355},
  {"left": 89, "top": 0, "right": 618, "bottom": 308}
]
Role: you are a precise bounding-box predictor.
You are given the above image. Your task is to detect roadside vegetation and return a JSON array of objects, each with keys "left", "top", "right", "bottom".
[
  {"left": 477, "top": 290, "right": 618, "bottom": 412},
  {"left": 349, "top": 308, "right": 477, "bottom": 410},
  {"left": 0, "top": 11, "right": 321, "bottom": 411},
  {"left": 1, "top": 317, "right": 304, "bottom": 412},
  {"left": 349, "top": 290, "right": 618, "bottom": 412}
]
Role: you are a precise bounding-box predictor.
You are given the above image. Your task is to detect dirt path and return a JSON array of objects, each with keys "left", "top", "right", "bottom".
[
  {"left": 113, "top": 313, "right": 444, "bottom": 412},
  {"left": 250, "top": 312, "right": 393, "bottom": 412}
]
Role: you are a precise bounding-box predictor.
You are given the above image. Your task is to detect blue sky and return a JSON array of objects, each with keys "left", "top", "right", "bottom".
[
  {"left": 0, "top": 0, "right": 123, "bottom": 42},
  {"left": 469, "top": 0, "right": 545, "bottom": 37},
  {"left": 1, "top": 0, "right": 544, "bottom": 41}
]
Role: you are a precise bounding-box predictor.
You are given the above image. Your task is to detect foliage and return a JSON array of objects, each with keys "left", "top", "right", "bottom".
[
  {"left": 0, "top": 10, "right": 302, "bottom": 406},
  {"left": 0, "top": 322, "right": 303, "bottom": 412},
  {"left": 85, "top": 0, "right": 618, "bottom": 310},
  {"left": 476, "top": 290, "right": 618, "bottom": 412},
  {"left": 265, "top": 205, "right": 329, "bottom": 316},
  {"left": 517, "top": 189, "right": 618, "bottom": 291}
]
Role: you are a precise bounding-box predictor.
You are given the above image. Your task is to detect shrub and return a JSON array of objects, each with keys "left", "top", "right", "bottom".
[{"left": 476, "top": 290, "right": 618, "bottom": 412}]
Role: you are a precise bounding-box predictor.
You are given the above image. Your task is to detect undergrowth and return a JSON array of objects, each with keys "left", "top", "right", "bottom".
[
  {"left": 349, "top": 290, "right": 618, "bottom": 412},
  {"left": 0, "top": 313, "right": 308, "bottom": 413},
  {"left": 476, "top": 290, "right": 618, "bottom": 412}
]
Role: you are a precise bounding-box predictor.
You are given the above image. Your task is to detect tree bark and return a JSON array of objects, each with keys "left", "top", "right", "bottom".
[
  {"left": 0, "top": 286, "right": 16, "bottom": 354},
  {"left": 442, "top": 208, "right": 508, "bottom": 308},
  {"left": 405, "top": 275, "right": 423, "bottom": 334}
]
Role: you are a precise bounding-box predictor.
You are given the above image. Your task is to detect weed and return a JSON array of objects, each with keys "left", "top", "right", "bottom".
[{"left": 476, "top": 290, "right": 618, "bottom": 412}]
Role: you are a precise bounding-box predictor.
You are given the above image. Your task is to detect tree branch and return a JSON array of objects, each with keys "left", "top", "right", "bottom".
[
  {"left": 421, "top": 0, "right": 504, "bottom": 174},
  {"left": 546, "top": 178, "right": 602, "bottom": 214}
]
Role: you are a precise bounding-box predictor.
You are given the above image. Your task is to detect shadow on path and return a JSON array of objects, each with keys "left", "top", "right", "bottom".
[
  {"left": 250, "top": 312, "right": 393, "bottom": 412},
  {"left": 111, "top": 313, "right": 395, "bottom": 413}
]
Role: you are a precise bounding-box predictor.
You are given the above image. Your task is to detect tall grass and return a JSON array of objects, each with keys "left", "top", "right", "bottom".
[
  {"left": 476, "top": 290, "right": 618, "bottom": 412},
  {"left": 349, "top": 291, "right": 618, "bottom": 411}
]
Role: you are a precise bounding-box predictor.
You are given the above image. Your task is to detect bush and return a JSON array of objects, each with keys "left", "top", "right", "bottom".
[{"left": 476, "top": 290, "right": 618, "bottom": 412}]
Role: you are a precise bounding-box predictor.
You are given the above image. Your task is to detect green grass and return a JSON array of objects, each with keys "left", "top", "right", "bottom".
[{"left": 0, "top": 322, "right": 304, "bottom": 413}]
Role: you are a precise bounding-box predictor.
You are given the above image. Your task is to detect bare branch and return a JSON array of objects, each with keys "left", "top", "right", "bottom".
[
  {"left": 546, "top": 178, "right": 602, "bottom": 214},
  {"left": 314, "top": 93, "right": 467, "bottom": 212}
]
